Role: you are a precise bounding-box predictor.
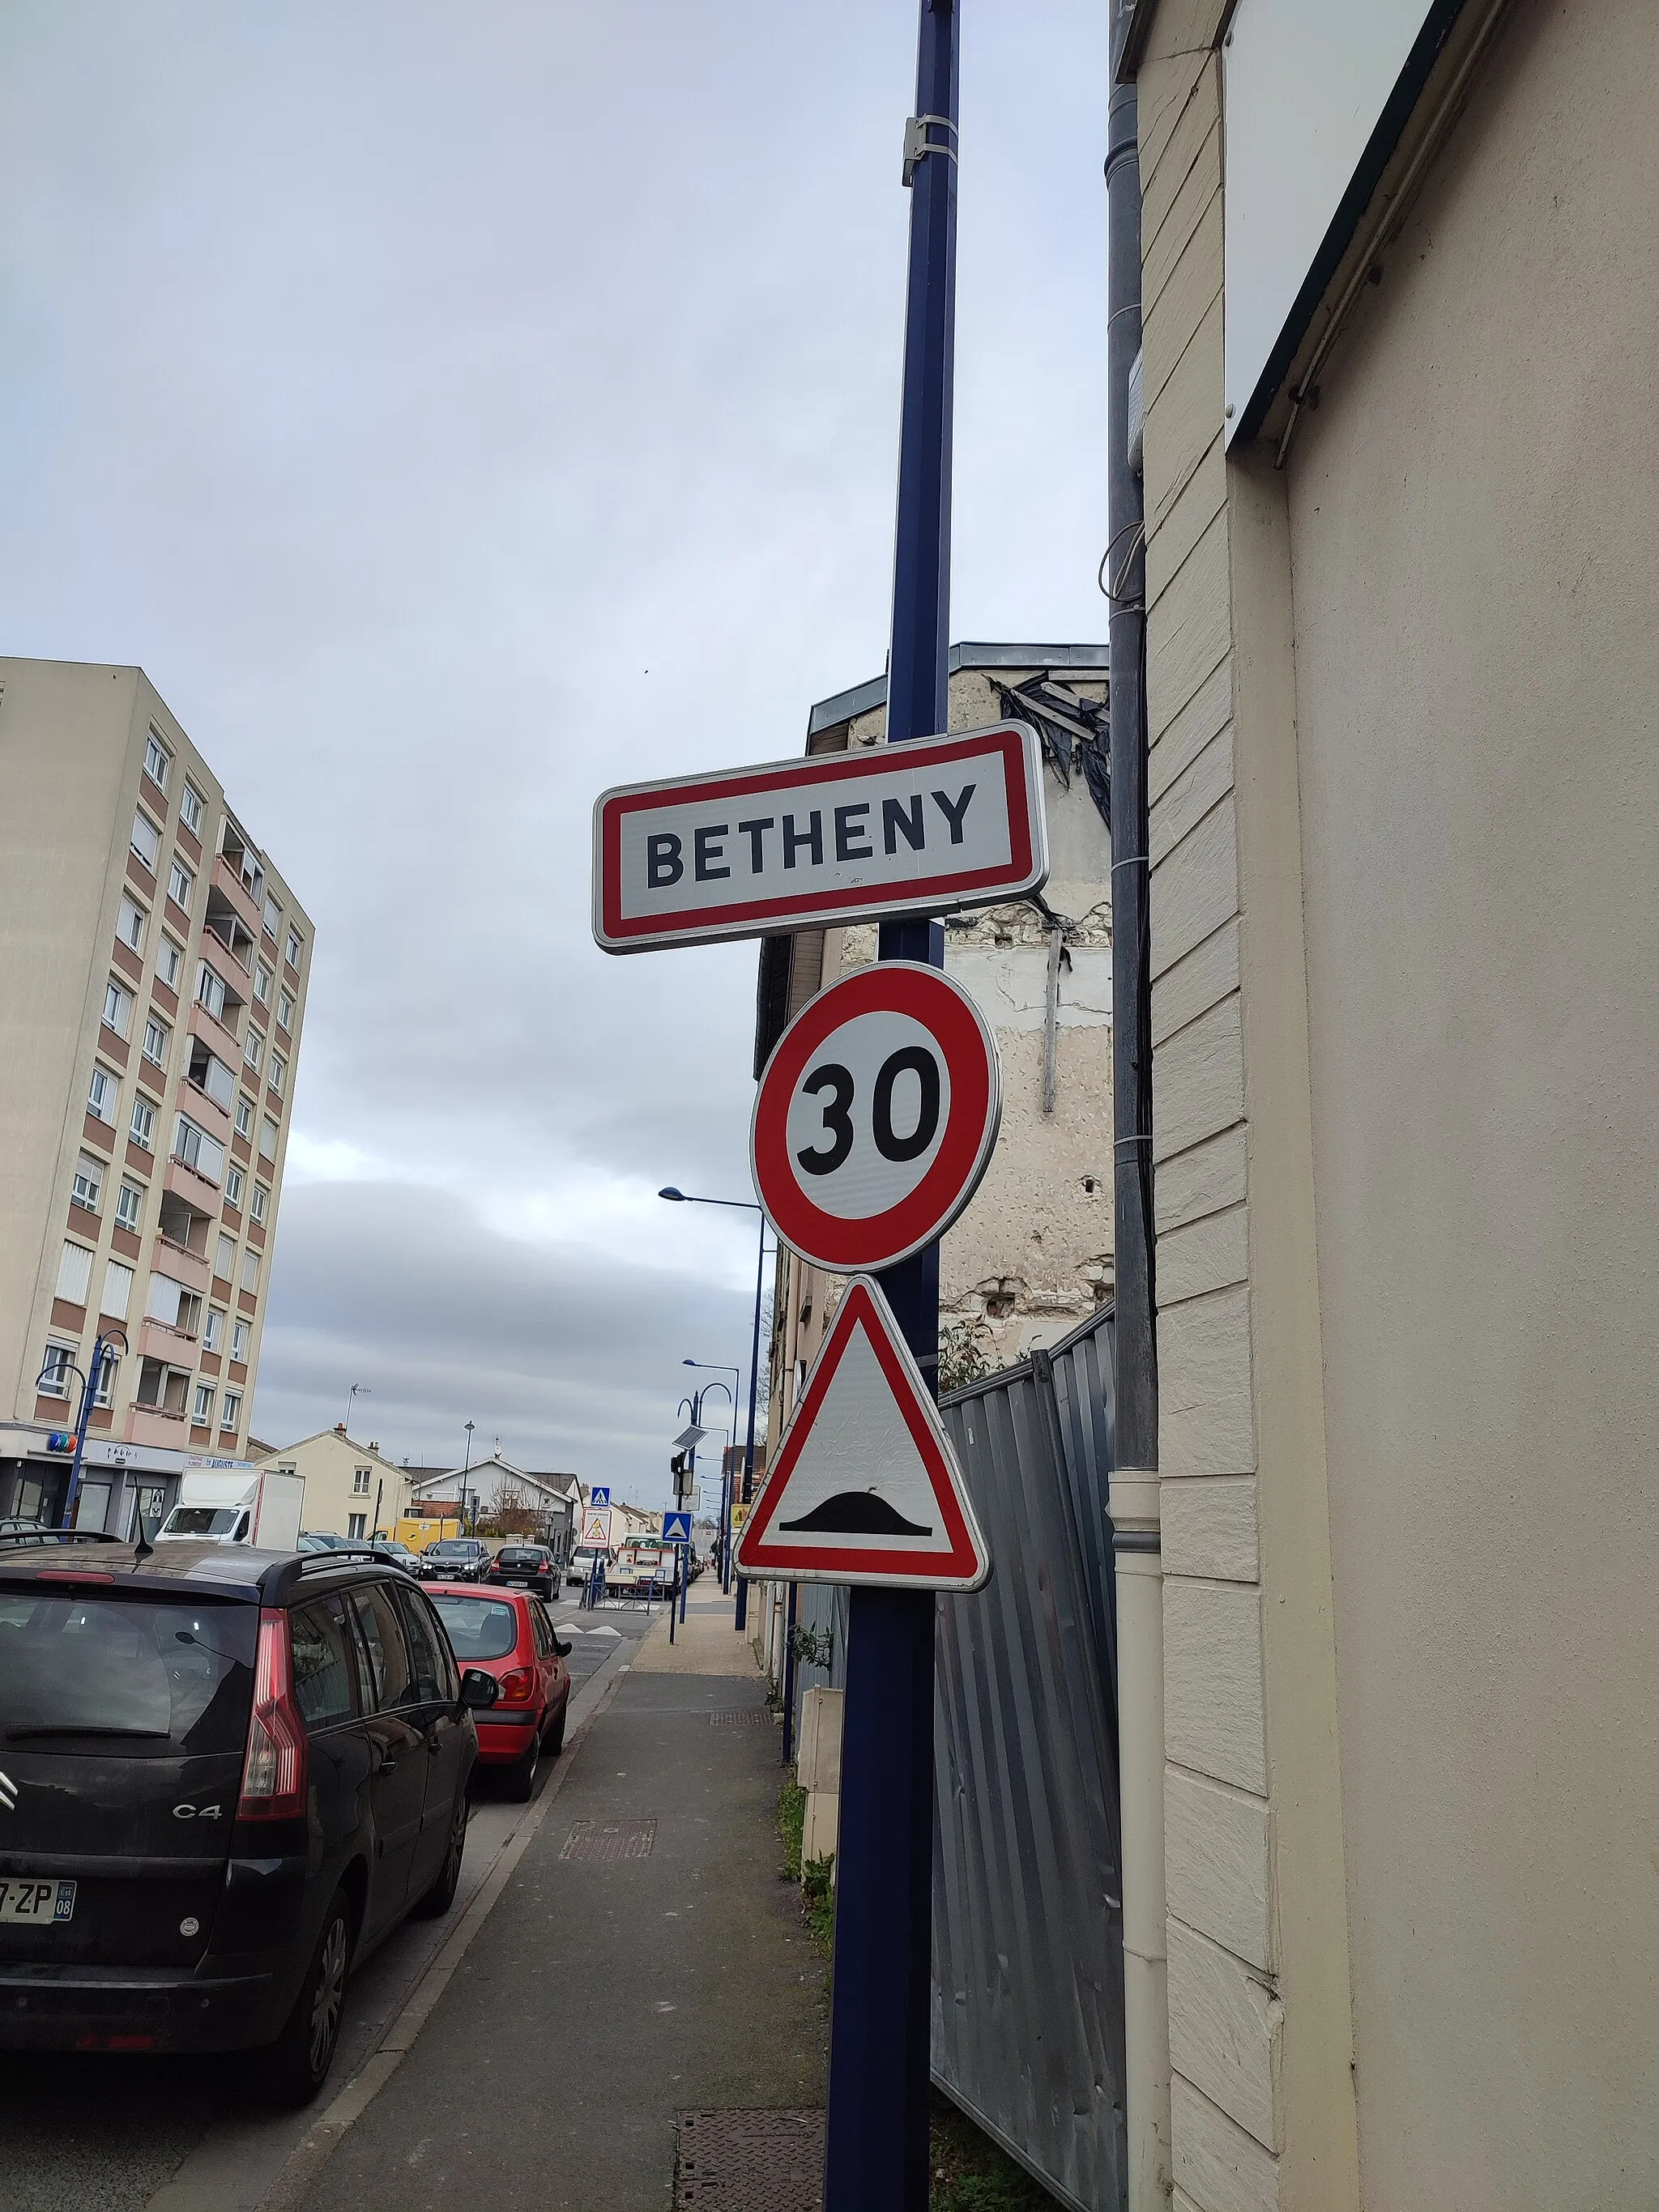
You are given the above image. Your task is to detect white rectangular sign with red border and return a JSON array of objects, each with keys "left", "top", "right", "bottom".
[{"left": 592, "top": 722, "right": 1047, "bottom": 953}]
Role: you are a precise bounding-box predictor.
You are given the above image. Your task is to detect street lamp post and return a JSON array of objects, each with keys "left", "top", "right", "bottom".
[
  {"left": 684, "top": 1359, "right": 740, "bottom": 1587},
  {"left": 39, "top": 1327, "right": 128, "bottom": 1532},
  {"left": 659, "top": 1189, "right": 769, "bottom": 1633}
]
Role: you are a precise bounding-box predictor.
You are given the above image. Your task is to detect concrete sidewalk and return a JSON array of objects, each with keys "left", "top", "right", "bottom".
[{"left": 288, "top": 1583, "right": 824, "bottom": 2211}]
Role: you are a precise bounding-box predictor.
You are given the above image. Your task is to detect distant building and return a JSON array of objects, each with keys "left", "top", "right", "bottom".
[
  {"left": 414, "top": 1455, "right": 578, "bottom": 1555},
  {"left": 252, "top": 1427, "right": 412, "bottom": 1541},
  {"left": 0, "top": 658, "right": 312, "bottom": 1537}
]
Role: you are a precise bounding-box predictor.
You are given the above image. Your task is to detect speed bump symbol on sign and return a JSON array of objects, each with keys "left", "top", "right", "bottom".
[{"left": 750, "top": 961, "right": 1000, "bottom": 1275}]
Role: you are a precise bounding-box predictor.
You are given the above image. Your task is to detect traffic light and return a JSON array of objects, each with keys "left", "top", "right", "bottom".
[{"left": 671, "top": 1449, "right": 693, "bottom": 1502}]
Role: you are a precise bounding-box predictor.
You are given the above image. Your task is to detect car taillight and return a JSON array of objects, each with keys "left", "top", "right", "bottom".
[
  {"left": 238, "top": 1608, "right": 308, "bottom": 1821},
  {"left": 498, "top": 1666, "right": 536, "bottom": 1704}
]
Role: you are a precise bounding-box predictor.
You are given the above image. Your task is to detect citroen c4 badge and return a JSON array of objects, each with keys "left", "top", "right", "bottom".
[{"left": 0, "top": 1771, "right": 16, "bottom": 1813}]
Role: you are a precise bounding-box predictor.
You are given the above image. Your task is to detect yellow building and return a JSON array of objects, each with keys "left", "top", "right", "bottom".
[{"left": 253, "top": 1427, "right": 413, "bottom": 1541}]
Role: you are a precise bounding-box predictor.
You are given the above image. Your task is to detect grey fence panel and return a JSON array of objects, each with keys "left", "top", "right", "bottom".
[{"left": 932, "top": 1306, "right": 1125, "bottom": 2212}]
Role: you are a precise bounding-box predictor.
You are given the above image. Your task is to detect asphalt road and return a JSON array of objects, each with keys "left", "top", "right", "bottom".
[{"left": 0, "top": 1598, "right": 662, "bottom": 2212}]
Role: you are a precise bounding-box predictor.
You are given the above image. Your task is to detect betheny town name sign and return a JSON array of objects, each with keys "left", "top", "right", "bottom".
[{"left": 591, "top": 720, "right": 1047, "bottom": 953}]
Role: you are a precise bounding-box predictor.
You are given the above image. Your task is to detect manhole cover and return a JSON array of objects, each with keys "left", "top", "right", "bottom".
[
  {"left": 560, "top": 1818, "right": 656, "bottom": 1862},
  {"left": 709, "top": 1708, "right": 771, "bottom": 1726},
  {"left": 676, "top": 2109, "right": 825, "bottom": 2208}
]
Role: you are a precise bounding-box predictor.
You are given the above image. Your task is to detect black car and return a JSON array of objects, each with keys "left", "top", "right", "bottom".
[
  {"left": 412, "top": 1537, "right": 491, "bottom": 1583},
  {"left": 0, "top": 1533, "right": 498, "bottom": 2105},
  {"left": 486, "top": 1545, "right": 558, "bottom": 1598}
]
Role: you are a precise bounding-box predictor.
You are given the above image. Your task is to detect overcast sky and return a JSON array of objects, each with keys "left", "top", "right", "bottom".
[{"left": 1, "top": 1, "right": 1108, "bottom": 1502}]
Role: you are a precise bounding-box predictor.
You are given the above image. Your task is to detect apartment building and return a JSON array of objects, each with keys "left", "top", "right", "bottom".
[{"left": 0, "top": 658, "right": 312, "bottom": 1538}]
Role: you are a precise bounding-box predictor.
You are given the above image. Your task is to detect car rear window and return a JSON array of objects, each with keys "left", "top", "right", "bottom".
[
  {"left": 429, "top": 1594, "right": 521, "bottom": 1662},
  {"left": 0, "top": 1590, "right": 257, "bottom": 1756},
  {"left": 497, "top": 1549, "right": 544, "bottom": 1566}
]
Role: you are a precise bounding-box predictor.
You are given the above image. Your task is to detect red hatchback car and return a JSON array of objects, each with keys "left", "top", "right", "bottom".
[{"left": 424, "top": 1585, "right": 571, "bottom": 1801}]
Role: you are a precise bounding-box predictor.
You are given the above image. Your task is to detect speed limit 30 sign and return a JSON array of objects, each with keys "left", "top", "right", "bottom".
[{"left": 751, "top": 961, "right": 1000, "bottom": 1273}]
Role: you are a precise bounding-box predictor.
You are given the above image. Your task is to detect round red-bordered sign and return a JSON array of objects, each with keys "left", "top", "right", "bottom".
[{"left": 751, "top": 961, "right": 1001, "bottom": 1272}]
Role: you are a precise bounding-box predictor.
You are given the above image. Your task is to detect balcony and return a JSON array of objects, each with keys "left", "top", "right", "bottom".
[
  {"left": 165, "top": 1153, "right": 222, "bottom": 1214},
  {"left": 190, "top": 996, "right": 242, "bottom": 1065},
  {"left": 128, "top": 1404, "right": 190, "bottom": 1448},
  {"left": 139, "top": 1315, "right": 198, "bottom": 1363},
  {"left": 211, "top": 851, "right": 262, "bottom": 937},
  {"left": 151, "top": 1232, "right": 211, "bottom": 1296}
]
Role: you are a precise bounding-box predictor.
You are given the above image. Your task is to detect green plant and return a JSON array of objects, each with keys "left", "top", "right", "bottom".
[
  {"left": 778, "top": 1775, "right": 806, "bottom": 1881},
  {"left": 789, "top": 1621, "right": 834, "bottom": 1672},
  {"left": 928, "top": 2091, "right": 1060, "bottom": 2210},
  {"left": 801, "top": 1853, "right": 835, "bottom": 1956},
  {"left": 938, "top": 1315, "right": 993, "bottom": 1395}
]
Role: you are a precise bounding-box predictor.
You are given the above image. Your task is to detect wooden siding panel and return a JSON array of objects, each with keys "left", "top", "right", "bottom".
[
  {"left": 1166, "top": 1767, "right": 1272, "bottom": 1972},
  {"left": 1159, "top": 1200, "right": 1248, "bottom": 1306},
  {"left": 1156, "top": 1119, "right": 1247, "bottom": 1235},
  {"left": 1165, "top": 1578, "right": 1269, "bottom": 1794},
  {"left": 1159, "top": 1278, "right": 1256, "bottom": 1476},
  {"left": 1145, "top": 123, "right": 1219, "bottom": 318},
  {"left": 1151, "top": 792, "right": 1239, "bottom": 978},
  {"left": 1153, "top": 918, "right": 1240, "bottom": 1051},
  {"left": 1172, "top": 2074, "right": 1282, "bottom": 2212},
  {"left": 1154, "top": 991, "right": 1243, "bottom": 1165}
]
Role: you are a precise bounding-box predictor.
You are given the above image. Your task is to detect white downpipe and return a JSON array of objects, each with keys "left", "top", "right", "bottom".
[{"left": 1111, "top": 1467, "right": 1170, "bottom": 2209}]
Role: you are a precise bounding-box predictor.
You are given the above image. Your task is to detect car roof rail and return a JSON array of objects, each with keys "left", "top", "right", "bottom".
[{"left": 0, "top": 1526, "right": 123, "bottom": 1549}]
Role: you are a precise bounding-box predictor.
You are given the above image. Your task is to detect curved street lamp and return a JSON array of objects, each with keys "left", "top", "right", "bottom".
[
  {"left": 36, "top": 1326, "right": 129, "bottom": 1532},
  {"left": 659, "top": 1187, "right": 770, "bottom": 1630}
]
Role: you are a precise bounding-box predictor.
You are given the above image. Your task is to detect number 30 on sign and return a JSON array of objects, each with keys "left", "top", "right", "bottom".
[{"left": 750, "top": 961, "right": 1001, "bottom": 1274}]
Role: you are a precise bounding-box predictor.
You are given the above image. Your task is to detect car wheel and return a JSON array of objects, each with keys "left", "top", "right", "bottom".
[
  {"left": 262, "top": 1889, "right": 352, "bottom": 2108},
  {"left": 504, "top": 1722, "right": 541, "bottom": 1802},
  {"left": 412, "top": 1790, "right": 469, "bottom": 1919},
  {"left": 548, "top": 1697, "right": 567, "bottom": 1758}
]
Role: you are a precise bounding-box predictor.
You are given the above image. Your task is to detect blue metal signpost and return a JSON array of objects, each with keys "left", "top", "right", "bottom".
[
  {"left": 823, "top": 6, "right": 958, "bottom": 2208},
  {"left": 47, "top": 1328, "right": 127, "bottom": 1532}
]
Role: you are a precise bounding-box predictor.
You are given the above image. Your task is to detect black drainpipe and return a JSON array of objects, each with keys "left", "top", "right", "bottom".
[{"left": 1106, "top": 12, "right": 1169, "bottom": 2202}]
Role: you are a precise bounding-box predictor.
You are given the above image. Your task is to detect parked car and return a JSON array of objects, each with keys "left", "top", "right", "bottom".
[
  {"left": 411, "top": 1537, "right": 491, "bottom": 1583},
  {"left": 565, "top": 1545, "right": 608, "bottom": 1588},
  {"left": 0, "top": 1529, "right": 499, "bottom": 2105},
  {"left": 487, "top": 1545, "right": 558, "bottom": 1598},
  {"left": 424, "top": 1585, "right": 570, "bottom": 1802},
  {"left": 297, "top": 1531, "right": 347, "bottom": 1553},
  {"left": 363, "top": 1540, "right": 418, "bottom": 1575}
]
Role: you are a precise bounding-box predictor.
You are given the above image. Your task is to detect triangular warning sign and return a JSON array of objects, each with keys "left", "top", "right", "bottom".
[{"left": 736, "top": 1276, "right": 990, "bottom": 1591}]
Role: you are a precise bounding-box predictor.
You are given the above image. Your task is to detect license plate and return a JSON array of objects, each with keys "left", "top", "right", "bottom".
[{"left": 0, "top": 1877, "right": 76, "bottom": 1925}]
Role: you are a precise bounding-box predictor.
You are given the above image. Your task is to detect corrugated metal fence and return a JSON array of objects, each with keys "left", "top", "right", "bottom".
[{"left": 784, "top": 1304, "right": 1125, "bottom": 2211}]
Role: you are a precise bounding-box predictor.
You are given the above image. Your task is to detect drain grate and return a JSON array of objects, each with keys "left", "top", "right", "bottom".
[
  {"left": 709, "top": 1708, "right": 772, "bottom": 1727},
  {"left": 675, "top": 2109, "right": 825, "bottom": 2208},
  {"left": 560, "top": 1818, "right": 656, "bottom": 1863}
]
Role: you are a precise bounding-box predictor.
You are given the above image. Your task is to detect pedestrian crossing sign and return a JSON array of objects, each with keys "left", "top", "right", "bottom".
[{"left": 663, "top": 1510, "right": 693, "bottom": 1544}]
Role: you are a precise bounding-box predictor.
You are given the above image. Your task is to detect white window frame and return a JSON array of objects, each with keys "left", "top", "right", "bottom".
[
  {"left": 249, "top": 1182, "right": 269, "bottom": 1225},
  {"left": 92, "top": 1345, "right": 120, "bottom": 1407},
  {"left": 116, "top": 1178, "right": 146, "bottom": 1232},
  {"left": 180, "top": 782, "right": 204, "bottom": 835},
  {"left": 173, "top": 1115, "right": 224, "bottom": 1186},
  {"left": 347, "top": 1512, "right": 368, "bottom": 1540},
  {"left": 240, "top": 1247, "right": 261, "bottom": 1294},
  {"left": 129, "top": 1093, "right": 156, "bottom": 1151},
  {"left": 215, "top": 1233, "right": 236, "bottom": 1281},
  {"left": 232, "top": 1318, "right": 251, "bottom": 1362},
  {"left": 285, "top": 928, "right": 302, "bottom": 970},
  {"left": 258, "top": 1116, "right": 279, "bottom": 1162},
  {"left": 142, "top": 1014, "right": 169, "bottom": 1070},
  {"left": 203, "top": 1306, "right": 224, "bottom": 1353},
  {"left": 225, "top": 1163, "right": 245, "bottom": 1208},
  {"left": 235, "top": 1095, "right": 254, "bottom": 1139},
  {"left": 244, "top": 1028, "right": 263, "bottom": 1073},
  {"left": 269, "top": 1053, "right": 286, "bottom": 1096},
  {"left": 193, "top": 1382, "right": 215, "bottom": 1426},
  {"left": 143, "top": 729, "right": 171, "bottom": 790},
  {"left": 157, "top": 935, "right": 184, "bottom": 990},
  {"left": 104, "top": 978, "right": 133, "bottom": 1038},
  {"left": 72, "top": 1154, "right": 104, "bottom": 1213},
  {"left": 254, "top": 961, "right": 272, "bottom": 1006},
  {"left": 131, "top": 811, "right": 160, "bottom": 872},
  {"left": 168, "top": 857, "right": 194, "bottom": 910},
  {"left": 88, "top": 1063, "right": 119, "bottom": 1123},
  {"left": 263, "top": 894, "right": 282, "bottom": 940},
  {"left": 117, "top": 895, "right": 147, "bottom": 953},
  {"left": 352, "top": 1467, "right": 372, "bottom": 1496},
  {"left": 220, "top": 1390, "right": 242, "bottom": 1434},
  {"left": 38, "top": 1343, "right": 76, "bottom": 1400},
  {"left": 277, "top": 988, "right": 295, "bottom": 1031},
  {"left": 196, "top": 964, "right": 228, "bottom": 1022}
]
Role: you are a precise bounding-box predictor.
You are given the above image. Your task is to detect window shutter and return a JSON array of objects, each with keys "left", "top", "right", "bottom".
[
  {"left": 57, "top": 1242, "right": 94, "bottom": 1305},
  {"left": 101, "top": 1261, "right": 134, "bottom": 1321}
]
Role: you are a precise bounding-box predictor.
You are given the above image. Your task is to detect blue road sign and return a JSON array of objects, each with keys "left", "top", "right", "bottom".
[
  {"left": 590, "top": 1486, "right": 612, "bottom": 1508},
  {"left": 663, "top": 1510, "right": 693, "bottom": 1545}
]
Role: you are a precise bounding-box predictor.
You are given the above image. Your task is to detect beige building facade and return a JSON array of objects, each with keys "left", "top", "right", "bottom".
[
  {"left": 254, "top": 1428, "right": 413, "bottom": 1542},
  {"left": 0, "top": 658, "right": 312, "bottom": 1537},
  {"left": 1115, "top": 2, "right": 1659, "bottom": 2205}
]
